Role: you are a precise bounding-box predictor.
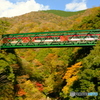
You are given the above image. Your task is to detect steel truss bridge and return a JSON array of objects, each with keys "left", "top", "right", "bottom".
[{"left": 0, "top": 29, "right": 100, "bottom": 49}]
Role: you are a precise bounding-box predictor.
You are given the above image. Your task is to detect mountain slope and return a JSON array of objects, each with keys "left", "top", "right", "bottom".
[
  {"left": 42, "top": 10, "right": 85, "bottom": 17},
  {"left": 2, "top": 7, "right": 98, "bottom": 35}
]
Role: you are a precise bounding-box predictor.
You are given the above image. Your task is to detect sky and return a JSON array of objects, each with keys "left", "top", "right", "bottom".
[{"left": 0, "top": 0, "right": 100, "bottom": 17}]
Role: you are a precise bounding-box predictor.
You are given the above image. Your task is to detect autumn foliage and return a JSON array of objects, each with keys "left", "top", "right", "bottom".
[
  {"left": 15, "top": 84, "right": 26, "bottom": 96},
  {"left": 62, "top": 62, "right": 82, "bottom": 94},
  {"left": 35, "top": 82, "right": 44, "bottom": 91}
]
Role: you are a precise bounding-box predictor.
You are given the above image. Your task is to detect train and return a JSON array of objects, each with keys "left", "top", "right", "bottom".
[{"left": 2, "top": 35, "right": 100, "bottom": 45}]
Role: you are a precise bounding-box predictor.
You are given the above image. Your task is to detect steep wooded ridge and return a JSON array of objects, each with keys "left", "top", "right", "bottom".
[{"left": 0, "top": 7, "right": 100, "bottom": 100}]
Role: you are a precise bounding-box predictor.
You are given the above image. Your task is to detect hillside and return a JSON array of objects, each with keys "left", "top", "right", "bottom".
[
  {"left": 42, "top": 10, "right": 85, "bottom": 17},
  {"left": 1, "top": 7, "right": 98, "bottom": 35},
  {"left": 0, "top": 7, "right": 100, "bottom": 100}
]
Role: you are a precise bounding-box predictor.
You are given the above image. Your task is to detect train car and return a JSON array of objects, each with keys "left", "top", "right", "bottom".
[
  {"left": 33, "top": 36, "right": 68, "bottom": 43},
  {"left": 2, "top": 35, "right": 99, "bottom": 45}
]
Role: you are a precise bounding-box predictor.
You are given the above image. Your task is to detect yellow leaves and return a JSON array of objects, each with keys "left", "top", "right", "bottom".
[
  {"left": 72, "top": 47, "right": 80, "bottom": 53},
  {"left": 62, "top": 76, "right": 79, "bottom": 94},
  {"left": 67, "top": 76, "right": 78, "bottom": 86},
  {"left": 62, "top": 62, "right": 82, "bottom": 94},
  {"left": 63, "top": 62, "right": 82, "bottom": 79},
  {"left": 62, "top": 86, "right": 69, "bottom": 94},
  {"left": 43, "top": 75, "right": 54, "bottom": 93}
]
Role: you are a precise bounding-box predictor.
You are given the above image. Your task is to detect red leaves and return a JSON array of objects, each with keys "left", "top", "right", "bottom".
[{"left": 35, "top": 82, "right": 43, "bottom": 91}]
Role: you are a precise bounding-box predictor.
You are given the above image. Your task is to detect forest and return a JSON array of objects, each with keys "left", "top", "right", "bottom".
[{"left": 0, "top": 7, "right": 100, "bottom": 100}]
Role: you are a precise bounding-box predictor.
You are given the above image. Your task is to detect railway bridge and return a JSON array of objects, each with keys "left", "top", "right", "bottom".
[{"left": 0, "top": 29, "right": 100, "bottom": 49}]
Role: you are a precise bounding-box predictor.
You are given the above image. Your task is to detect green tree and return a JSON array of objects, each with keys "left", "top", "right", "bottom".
[{"left": 0, "top": 49, "right": 17, "bottom": 100}]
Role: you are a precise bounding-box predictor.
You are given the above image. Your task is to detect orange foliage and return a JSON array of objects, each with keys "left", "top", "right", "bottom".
[
  {"left": 17, "top": 89, "right": 26, "bottom": 96},
  {"left": 15, "top": 84, "right": 26, "bottom": 96},
  {"left": 62, "top": 62, "right": 82, "bottom": 94}
]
